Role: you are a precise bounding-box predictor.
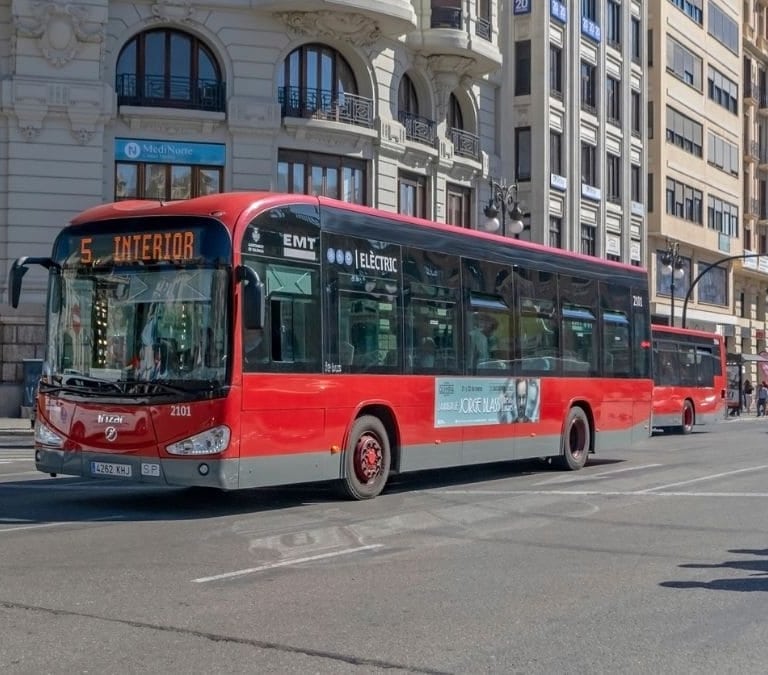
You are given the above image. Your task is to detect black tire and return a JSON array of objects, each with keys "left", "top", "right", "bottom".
[
  {"left": 340, "top": 415, "right": 391, "bottom": 500},
  {"left": 558, "top": 406, "right": 591, "bottom": 471},
  {"left": 680, "top": 400, "right": 694, "bottom": 435}
]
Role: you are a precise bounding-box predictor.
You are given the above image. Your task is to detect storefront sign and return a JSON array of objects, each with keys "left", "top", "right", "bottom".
[{"left": 115, "top": 139, "right": 226, "bottom": 166}]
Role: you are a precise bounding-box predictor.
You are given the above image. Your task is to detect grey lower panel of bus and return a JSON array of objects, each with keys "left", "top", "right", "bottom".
[
  {"left": 652, "top": 411, "right": 721, "bottom": 428},
  {"left": 34, "top": 422, "right": 641, "bottom": 491}
]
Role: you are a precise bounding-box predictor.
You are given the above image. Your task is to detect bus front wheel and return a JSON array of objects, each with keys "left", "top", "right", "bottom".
[
  {"left": 558, "top": 406, "right": 591, "bottom": 471},
  {"left": 341, "top": 415, "right": 391, "bottom": 500},
  {"left": 680, "top": 400, "right": 694, "bottom": 435}
]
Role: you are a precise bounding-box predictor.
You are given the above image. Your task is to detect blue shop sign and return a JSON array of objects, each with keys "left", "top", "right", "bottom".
[
  {"left": 115, "top": 138, "right": 226, "bottom": 166},
  {"left": 550, "top": 0, "right": 567, "bottom": 23},
  {"left": 514, "top": 0, "right": 531, "bottom": 15}
]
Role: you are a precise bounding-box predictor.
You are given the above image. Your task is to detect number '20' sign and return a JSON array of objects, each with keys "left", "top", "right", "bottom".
[{"left": 514, "top": 0, "right": 532, "bottom": 15}]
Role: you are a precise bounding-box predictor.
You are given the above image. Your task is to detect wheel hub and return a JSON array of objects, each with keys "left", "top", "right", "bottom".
[{"left": 355, "top": 434, "right": 382, "bottom": 483}]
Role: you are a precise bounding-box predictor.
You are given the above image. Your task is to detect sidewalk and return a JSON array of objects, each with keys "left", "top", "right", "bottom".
[{"left": 0, "top": 417, "right": 34, "bottom": 434}]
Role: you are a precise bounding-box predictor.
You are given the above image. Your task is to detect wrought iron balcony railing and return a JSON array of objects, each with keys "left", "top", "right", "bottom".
[
  {"left": 475, "top": 16, "right": 491, "bottom": 40},
  {"left": 278, "top": 86, "right": 373, "bottom": 128},
  {"left": 450, "top": 127, "right": 479, "bottom": 159},
  {"left": 116, "top": 74, "right": 226, "bottom": 112},
  {"left": 398, "top": 110, "right": 436, "bottom": 146}
]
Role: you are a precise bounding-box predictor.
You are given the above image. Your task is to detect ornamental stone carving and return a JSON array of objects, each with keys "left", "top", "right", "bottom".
[
  {"left": 149, "top": 0, "right": 196, "bottom": 24},
  {"left": 276, "top": 11, "right": 381, "bottom": 47},
  {"left": 14, "top": 1, "right": 104, "bottom": 67}
]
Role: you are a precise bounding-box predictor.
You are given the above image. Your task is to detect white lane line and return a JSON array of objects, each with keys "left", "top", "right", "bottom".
[
  {"left": 533, "top": 463, "right": 662, "bottom": 486},
  {"left": 639, "top": 464, "right": 768, "bottom": 492},
  {"left": 0, "top": 515, "right": 125, "bottom": 534},
  {"left": 435, "top": 488, "right": 768, "bottom": 497},
  {"left": 192, "top": 544, "right": 384, "bottom": 584}
]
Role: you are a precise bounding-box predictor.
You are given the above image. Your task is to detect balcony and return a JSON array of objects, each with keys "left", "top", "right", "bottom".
[
  {"left": 405, "top": 3, "right": 501, "bottom": 77},
  {"left": 759, "top": 91, "right": 768, "bottom": 116},
  {"left": 746, "top": 139, "right": 760, "bottom": 163},
  {"left": 745, "top": 80, "right": 759, "bottom": 108},
  {"left": 746, "top": 197, "right": 760, "bottom": 218},
  {"left": 116, "top": 74, "right": 226, "bottom": 112},
  {"left": 449, "top": 127, "right": 479, "bottom": 159},
  {"left": 398, "top": 110, "right": 436, "bottom": 146},
  {"left": 257, "top": 0, "right": 416, "bottom": 38},
  {"left": 278, "top": 86, "right": 374, "bottom": 128}
]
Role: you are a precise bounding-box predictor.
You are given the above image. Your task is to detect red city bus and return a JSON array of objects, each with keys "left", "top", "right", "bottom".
[
  {"left": 651, "top": 324, "right": 726, "bottom": 434},
  {"left": 9, "top": 192, "right": 653, "bottom": 499}
]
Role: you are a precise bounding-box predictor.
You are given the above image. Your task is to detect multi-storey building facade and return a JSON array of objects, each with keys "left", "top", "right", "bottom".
[
  {"left": 500, "top": 0, "right": 647, "bottom": 264},
  {"left": 742, "top": 0, "right": 768, "bottom": 381},
  {"left": 647, "top": 1, "right": 745, "bottom": 345},
  {"left": 0, "top": 0, "right": 504, "bottom": 415}
]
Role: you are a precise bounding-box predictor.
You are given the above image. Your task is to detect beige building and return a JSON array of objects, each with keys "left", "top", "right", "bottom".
[
  {"left": 647, "top": 1, "right": 749, "bottom": 349},
  {"left": 0, "top": 0, "right": 505, "bottom": 415},
  {"left": 500, "top": 0, "right": 647, "bottom": 263}
]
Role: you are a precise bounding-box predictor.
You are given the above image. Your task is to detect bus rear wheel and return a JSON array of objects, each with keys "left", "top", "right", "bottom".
[
  {"left": 340, "top": 415, "right": 391, "bottom": 500},
  {"left": 558, "top": 406, "right": 591, "bottom": 471},
  {"left": 680, "top": 400, "right": 694, "bottom": 435}
]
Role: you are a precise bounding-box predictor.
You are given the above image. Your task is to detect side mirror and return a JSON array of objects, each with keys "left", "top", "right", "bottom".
[
  {"left": 237, "top": 265, "right": 265, "bottom": 330},
  {"left": 8, "top": 256, "right": 56, "bottom": 308}
]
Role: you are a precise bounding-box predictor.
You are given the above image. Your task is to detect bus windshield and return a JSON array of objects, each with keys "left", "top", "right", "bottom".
[{"left": 46, "top": 266, "right": 229, "bottom": 391}]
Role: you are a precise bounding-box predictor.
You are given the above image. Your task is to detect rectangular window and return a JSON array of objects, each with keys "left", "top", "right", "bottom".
[
  {"left": 696, "top": 262, "right": 728, "bottom": 306},
  {"left": 607, "top": 0, "right": 621, "bottom": 46},
  {"left": 581, "top": 61, "right": 597, "bottom": 112},
  {"left": 607, "top": 77, "right": 621, "bottom": 125},
  {"left": 631, "top": 17, "right": 641, "bottom": 63},
  {"left": 581, "top": 142, "right": 597, "bottom": 187},
  {"left": 550, "top": 44, "right": 563, "bottom": 98},
  {"left": 515, "top": 126, "right": 532, "bottom": 182},
  {"left": 631, "top": 91, "right": 641, "bottom": 137},
  {"left": 631, "top": 164, "right": 642, "bottom": 203},
  {"left": 668, "top": 0, "right": 703, "bottom": 25},
  {"left": 398, "top": 171, "right": 427, "bottom": 218},
  {"left": 278, "top": 150, "right": 366, "bottom": 204},
  {"left": 550, "top": 130, "right": 562, "bottom": 176},
  {"left": 707, "top": 132, "right": 739, "bottom": 176},
  {"left": 115, "top": 163, "right": 223, "bottom": 202},
  {"left": 549, "top": 216, "right": 562, "bottom": 248},
  {"left": 708, "top": 2, "right": 739, "bottom": 54},
  {"left": 515, "top": 41, "right": 531, "bottom": 96},
  {"left": 707, "top": 196, "right": 740, "bottom": 238},
  {"left": 708, "top": 66, "right": 739, "bottom": 115},
  {"left": 665, "top": 177, "right": 703, "bottom": 224},
  {"left": 666, "top": 37, "right": 703, "bottom": 91},
  {"left": 665, "top": 106, "right": 703, "bottom": 158},
  {"left": 580, "top": 223, "right": 596, "bottom": 256},
  {"left": 446, "top": 183, "right": 472, "bottom": 228},
  {"left": 607, "top": 154, "right": 621, "bottom": 203}
]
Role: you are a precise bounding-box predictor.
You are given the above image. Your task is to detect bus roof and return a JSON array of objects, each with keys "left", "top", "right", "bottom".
[
  {"left": 69, "top": 192, "right": 647, "bottom": 276},
  {"left": 651, "top": 324, "right": 723, "bottom": 341}
]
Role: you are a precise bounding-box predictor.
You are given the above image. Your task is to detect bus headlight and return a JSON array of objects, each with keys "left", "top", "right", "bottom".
[
  {"left": 166, "top": 425, "right": 231, "bottom": 456},
  {"left": 34, "top": 421, "right": 64, "bottom": 448}
]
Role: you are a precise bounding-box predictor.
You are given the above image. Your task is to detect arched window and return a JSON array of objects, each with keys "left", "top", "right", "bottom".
[
  {"left": 398, "top": 74, "right": 435, "bottom": 145},
  {"left": 448, "top": 93, "right": 464, "bottom": 130},
  {"left": 398, "top": 74, "right": 419, "bottom": 116},
  {"left": 278, "top": 44, "right": 371, "bottom": 126},
  {"left": 116, "top": 29, "right": 224, "bottom": 112}
]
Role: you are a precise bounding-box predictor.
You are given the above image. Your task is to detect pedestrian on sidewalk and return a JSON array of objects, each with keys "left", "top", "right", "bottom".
[
  {"left": 757, "top": 381, "right": 768, "bottom": 417},
  {"left": 744, "top": 379, "right": 754, "bottom": 414}
]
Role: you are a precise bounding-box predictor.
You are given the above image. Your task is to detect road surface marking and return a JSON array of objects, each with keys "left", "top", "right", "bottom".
[
  {"left": 533, "top": 463, "right": 662, "bottom": 485},
  {"left": 434, "top": 488, "right": 768, "bottom": 497},
  {"left": 639, "top": 464, "right": 768, "bottom": 492},
  {"left": 192, "top": 544, "right": 384, "bottom": 583}
]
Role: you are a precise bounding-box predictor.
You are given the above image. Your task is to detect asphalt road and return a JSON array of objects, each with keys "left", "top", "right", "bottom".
[{"left": 2, "top": 418, "right": 768, "bottom": 674}]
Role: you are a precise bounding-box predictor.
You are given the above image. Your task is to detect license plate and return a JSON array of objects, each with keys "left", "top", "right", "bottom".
[{"left": 91, "top": 461, "right": 132, "bottom": 478}]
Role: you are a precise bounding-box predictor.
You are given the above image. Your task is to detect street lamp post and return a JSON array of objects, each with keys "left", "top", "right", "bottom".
[
  {"left": 483, "top": 177, "right": 528, "bottom": 238},
  {"left": 681, "top": 252, "right": 766, "bottom": 328},
  {"left": 660, "top": 239, "right": 686, "bottom": 327}
]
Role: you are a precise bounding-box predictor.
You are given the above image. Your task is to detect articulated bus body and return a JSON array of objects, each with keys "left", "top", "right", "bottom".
[
  {"left": 651, "top": 324, "right": 727, "bottom": 434},
  {"left": 10, "top": 192, "right": 653, "bottom": 499}
]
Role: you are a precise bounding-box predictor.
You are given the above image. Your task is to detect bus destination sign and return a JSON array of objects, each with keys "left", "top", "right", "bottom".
[{"left": 76, "top": 231, "right": 198, "bottom": 265}]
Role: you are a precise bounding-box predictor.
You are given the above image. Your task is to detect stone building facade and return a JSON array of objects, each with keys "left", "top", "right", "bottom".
[{"left": 0, "top": 0, "right": 504, "bottom": 415}]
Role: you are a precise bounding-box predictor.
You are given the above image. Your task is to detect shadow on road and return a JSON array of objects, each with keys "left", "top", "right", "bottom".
[
  {"left": 0, "top": 454, "right": 626, "bottom": 524},
  {"left": 660, "top": 548, "right": 768, "bottom": 592}
]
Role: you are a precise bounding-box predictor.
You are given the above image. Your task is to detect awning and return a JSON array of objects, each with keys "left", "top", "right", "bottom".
[{"left": 742, "top": 354, "right": 768, "bottom": 362}]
